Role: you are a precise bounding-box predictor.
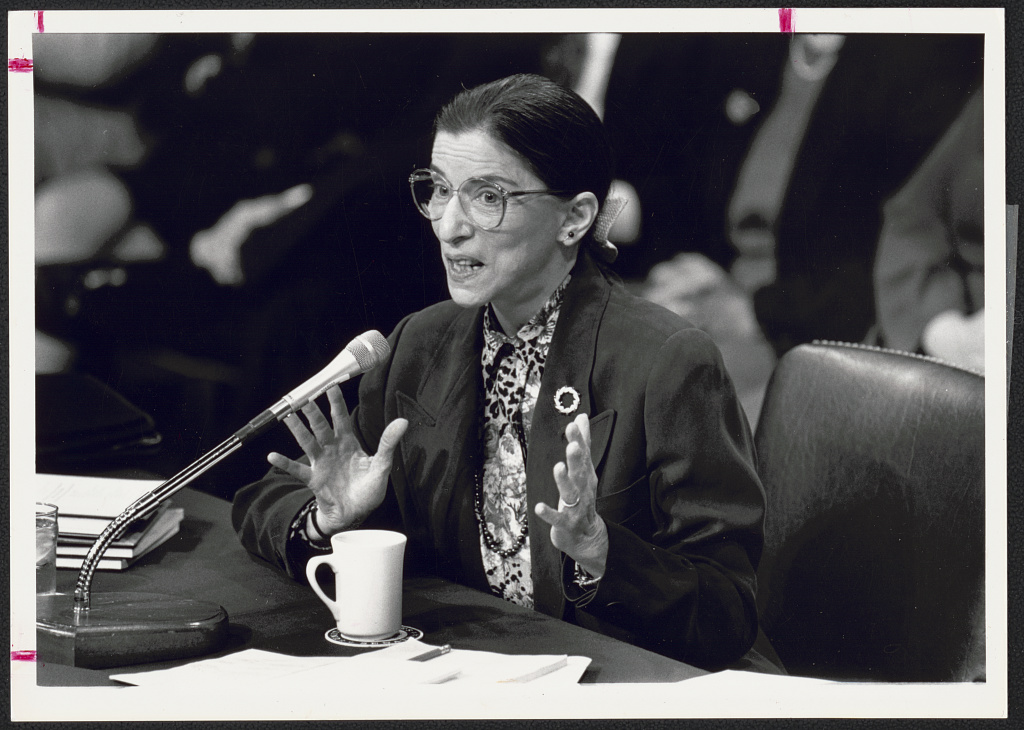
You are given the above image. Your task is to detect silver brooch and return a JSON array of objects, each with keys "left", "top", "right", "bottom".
[{"left": 554, "top": 386, "right": 581, "bottom": 415}]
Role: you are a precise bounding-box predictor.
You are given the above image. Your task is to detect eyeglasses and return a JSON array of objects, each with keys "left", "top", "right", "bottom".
[{"left": 408, "top": 169, "right": 570, "bottom": 230}]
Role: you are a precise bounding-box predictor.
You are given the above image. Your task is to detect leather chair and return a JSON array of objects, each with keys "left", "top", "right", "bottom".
[{"left": 754, "top": 341, "right": 985, "bottom": 681}]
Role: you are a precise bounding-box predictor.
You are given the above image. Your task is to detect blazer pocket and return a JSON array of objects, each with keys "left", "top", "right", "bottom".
[
  {"left": 395, "top": 391, "right": 437, "bottom": 428},
  {"left": 588, "top": 409, "right": 615, "bottom": 472},
  {"left": 595, "top": 475, "right": 648, "bottom": 529}
]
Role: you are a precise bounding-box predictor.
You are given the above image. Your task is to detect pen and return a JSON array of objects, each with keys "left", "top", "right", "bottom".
[{"left": 410, "top": 644, "right": 452, "bottom": 662}]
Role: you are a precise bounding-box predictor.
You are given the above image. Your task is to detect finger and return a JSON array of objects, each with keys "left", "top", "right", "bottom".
[
  {"left": 565, "top": 439, "right": 594, "bottom": 485},
  {"left": 574, "top": 413, "right": 592, "bottom": 449},
  {"left": 552, "top": 461, "right": 580, "bottom": 508},
  {"left": 564, "top": 413, "right": 590, "bottom": 451},
  {"left": 267, "top": 452, "right": 313, "bottom": 483},
  {"left": 534, "top": 500, "right": 567, "bottom": 527},
  {"left": 326, "top": 385, "right": 356, "bottom": 438},
  {"left": 282, "top": 412, "right": 318, "bottom": 455},
  {"left": 564, "top": 418, "right": 579, "bottom": 444},
  {"left": 371, "top": 418, "right": 409, "bottom": 476},
  {"left": 301, "top": 399, "right": 333, "bottom": 442}
]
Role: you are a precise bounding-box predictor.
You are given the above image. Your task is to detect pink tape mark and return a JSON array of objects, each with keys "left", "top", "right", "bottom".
[
  {"left": 36, "top": 11, "right": 44, "bottom": 33},
  {"left": 11, "top": 650, "right": 37, "bottom": 662},
  {"left": 8, "top": 58, "right": 33, "bottom": 72},
  {"left": 779, "top": 8, "right": 794, "bottom": 33}
]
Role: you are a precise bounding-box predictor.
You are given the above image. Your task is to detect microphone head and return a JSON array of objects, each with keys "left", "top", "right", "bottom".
[{"left": 346, "top": 330, "right": 391, "bottom": 370}]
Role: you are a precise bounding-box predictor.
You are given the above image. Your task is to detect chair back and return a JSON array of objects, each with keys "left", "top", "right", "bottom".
[{"left": 754, "top": 342, "right": 985, "bottom": 681}]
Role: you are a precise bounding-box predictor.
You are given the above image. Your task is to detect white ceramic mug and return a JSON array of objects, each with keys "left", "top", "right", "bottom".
[{"left": 306, "top": 530, "right": 407, "bottom": 641}]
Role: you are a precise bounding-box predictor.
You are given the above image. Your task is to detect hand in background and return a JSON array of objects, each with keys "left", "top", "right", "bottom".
[
  {"left": 535, "top": 413, "right": 610, "bottom": 578},
  {"left": 922, "top": 308, "right": 985, "bottom": 373},
  {"left": 267, "top": 384, "right": 408, "bottom": 534},
  {"left": 190, "top": 183, "right": 313, "bottom": 286}
]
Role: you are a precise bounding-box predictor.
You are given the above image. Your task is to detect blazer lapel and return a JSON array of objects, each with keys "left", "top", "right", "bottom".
[
  {"left": 526, "top": 255, "right": 613, "bottom": 618},
  {"left": 399, "top": 307, "right": 489, "bottom": 592}
]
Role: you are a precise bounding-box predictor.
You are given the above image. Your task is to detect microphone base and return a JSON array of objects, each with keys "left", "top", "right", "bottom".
[{"left": 37, "top": 592, "right": 229, "bottom": 669}]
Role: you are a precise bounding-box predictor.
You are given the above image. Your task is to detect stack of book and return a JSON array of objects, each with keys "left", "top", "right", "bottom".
[{"left": 36, "top": 473, "right": 185, "bottom": 571}]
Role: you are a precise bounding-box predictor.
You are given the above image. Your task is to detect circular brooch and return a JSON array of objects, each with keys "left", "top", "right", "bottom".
[{"left": 554, "top": 386, "right": 581, "bottom": 415}]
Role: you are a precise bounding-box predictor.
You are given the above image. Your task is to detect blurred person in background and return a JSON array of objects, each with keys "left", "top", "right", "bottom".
[
  {"left": 600, "top": 33, "right": 790, "bottom": 281},
  {"left": 727, "top": 33, "right": 983, "bottom": 356},
  {"left": 34, "top": 32, "right": 322, "bottom": 483},
  {"left": 873, "top": 90, "right": 985, "bottom": 373},
  {"left": 554, "top": 33, "right": 789, "bottom": 425},
  {"left": 34, "top": 32, "right": 166, "bottom": 372}
]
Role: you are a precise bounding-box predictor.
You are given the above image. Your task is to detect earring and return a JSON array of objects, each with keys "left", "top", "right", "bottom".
[{"left": 567, "top": 231, "right": 576, "bottom": 239}]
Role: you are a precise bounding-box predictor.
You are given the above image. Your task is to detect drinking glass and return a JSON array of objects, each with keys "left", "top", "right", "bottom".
[{"left": 36, "top": 502, "right": 58, "bottom": 595}]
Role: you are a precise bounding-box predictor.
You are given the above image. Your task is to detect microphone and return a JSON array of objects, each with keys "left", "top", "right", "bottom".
[
  {"left": 234, "top": 330, "right": 391, "bottom": 442},
  {"left": 37, "top": 331, "right": 391, "bottom": 669}
]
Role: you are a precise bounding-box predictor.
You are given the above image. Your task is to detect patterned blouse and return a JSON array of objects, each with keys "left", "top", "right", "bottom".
[
  {"left": 291, "top": 276, "right": 585, "bottom": 607},
  {"left": 477, "top": 275, "right": 570, "bottom": 608}
]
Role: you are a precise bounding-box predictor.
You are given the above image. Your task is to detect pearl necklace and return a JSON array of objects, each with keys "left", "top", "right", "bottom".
[{"left": 473, "top": 469, "right": 529, "bottom": 559}]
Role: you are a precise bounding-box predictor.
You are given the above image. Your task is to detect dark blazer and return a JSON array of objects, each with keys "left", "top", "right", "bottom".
[{"left": 233, "top": 253, "right": 769, "bottom": 669}]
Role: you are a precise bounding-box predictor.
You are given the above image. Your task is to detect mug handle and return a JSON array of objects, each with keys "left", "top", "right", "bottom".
[{"left": 306, "top": 554, "right": 337, "bottom": 617}]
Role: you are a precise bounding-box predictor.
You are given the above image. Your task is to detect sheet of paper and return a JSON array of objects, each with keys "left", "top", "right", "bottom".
[
  {"left": 525, "top": 655, "right": 592, "bottom": 685},
  {"left": 111, "top": 643, "right": 590, "bottom": 689},
  {"left": 110, "top": 650, "right": 343, "bottom": 688},
  {"left": 36, "top": 473, "right": 164, "bottom": 518},
  {"left": 353, "top": 641, "right": 573, "bottom": 684},
  {"left": 677, "top": 668, "right": 840, "bottom": 688}
]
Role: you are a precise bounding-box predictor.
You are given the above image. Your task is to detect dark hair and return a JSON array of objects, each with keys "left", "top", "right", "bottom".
[{"left": 433, "top": 73, "right": 614, "bottom": 217}]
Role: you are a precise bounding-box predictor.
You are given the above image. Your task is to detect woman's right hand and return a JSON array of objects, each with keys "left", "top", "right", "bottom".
[{"left": 267, "top": 384, "right": 408, "bottom": 535}]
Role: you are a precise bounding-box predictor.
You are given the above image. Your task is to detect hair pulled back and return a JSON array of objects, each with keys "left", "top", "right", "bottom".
[{"left": 433, "top": 74, "right": 614, "bottom": 218}]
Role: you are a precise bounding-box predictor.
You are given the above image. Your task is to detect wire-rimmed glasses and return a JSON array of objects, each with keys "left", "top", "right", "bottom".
[{"left": 408, "top": 169, "right": 570, "bottom": 230}]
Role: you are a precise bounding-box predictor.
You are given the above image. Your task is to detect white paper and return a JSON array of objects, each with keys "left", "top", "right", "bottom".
[
  {"left": 677, "top": 668, "right": 840, "bottom": 688},
  {"left": 525, "top": 655, "right": 593, "bottom": 686},
  {"left": 110, "top": 643, "right": 588, "bottom": 689},
  {"left": 358, "top": 641, "right": 573, "bottom": 684},
  {"left": 36, "top": 474, "right": 164, "bottom": 518}
]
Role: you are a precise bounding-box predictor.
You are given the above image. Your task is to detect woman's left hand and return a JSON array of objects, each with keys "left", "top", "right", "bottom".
[{"left": 535, "top": 413, "right": 609, "bottom": 578}]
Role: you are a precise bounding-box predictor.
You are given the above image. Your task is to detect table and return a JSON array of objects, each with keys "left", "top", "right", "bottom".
[{"left": 39, "top": 488, "right": 707, "bottom": 686}]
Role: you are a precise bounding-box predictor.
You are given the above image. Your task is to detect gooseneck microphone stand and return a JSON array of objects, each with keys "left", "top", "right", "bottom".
[
  {"left": 72, "top": 408, "right": 279, "bottom": 612},
  {"left": 37, "top": 332, "right": 389, "bottom": 669},
  {"left": 38, "top": 407, "right": 285, "bottom": 669}
]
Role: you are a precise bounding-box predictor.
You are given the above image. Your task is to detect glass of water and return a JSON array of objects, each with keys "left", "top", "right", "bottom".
[{"left": 35, "top": 502, "right": 58, "bottom": 595}]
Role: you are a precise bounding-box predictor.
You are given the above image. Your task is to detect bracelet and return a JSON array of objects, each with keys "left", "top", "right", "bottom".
[
  {"left": 308, "top": 503, "right": 331, "bottom": 543},
  {"left": 573, "top": 563, "right": 602, "bottom": 588}
]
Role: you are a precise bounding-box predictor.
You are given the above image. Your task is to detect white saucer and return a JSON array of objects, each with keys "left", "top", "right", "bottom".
[{"left": 324, "top": 625, "right": 424, "bottom": 648}]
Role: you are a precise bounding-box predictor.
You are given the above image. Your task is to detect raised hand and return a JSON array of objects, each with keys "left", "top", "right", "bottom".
[
  {"left": 190, "top": 183, "right": 313, "bottom": 286},
  {"left": 267, "top": 384, "right": 408, "bottom": 535},
  {"left": 534, "top": 413, "right": 609, "bottom": 578}
]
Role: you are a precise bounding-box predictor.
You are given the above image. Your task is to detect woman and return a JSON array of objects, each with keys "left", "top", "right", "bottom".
[{"left": 233, "top": 74, "right": 776, "bottom": 671}]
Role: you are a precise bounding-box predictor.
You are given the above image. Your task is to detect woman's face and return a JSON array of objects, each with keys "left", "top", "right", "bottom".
[{"left": 429, "top": 128, "right": 577, "bottom": 333}]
